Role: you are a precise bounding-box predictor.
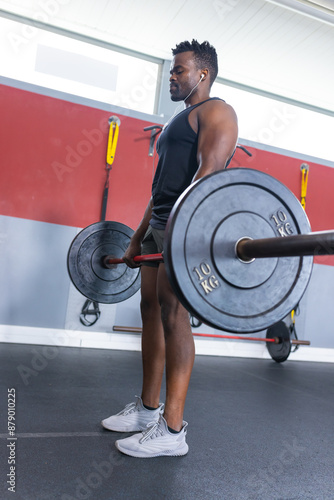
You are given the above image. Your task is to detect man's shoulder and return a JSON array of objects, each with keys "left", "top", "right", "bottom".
[
  {"left": 204, "top": 97, "right": 231, "bottom": 109},
  {"left": 198, "top": 97, "right": 237, "bottom": 121}
]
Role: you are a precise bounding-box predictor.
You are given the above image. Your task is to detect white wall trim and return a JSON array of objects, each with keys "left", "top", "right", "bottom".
[{"left": 1, "top": 324, "right": 333, "bottom": 364}]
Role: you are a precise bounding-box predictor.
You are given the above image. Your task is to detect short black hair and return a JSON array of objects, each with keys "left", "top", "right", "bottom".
[{"left": 172, "top": 39, "right": 218, "bottom": 86}]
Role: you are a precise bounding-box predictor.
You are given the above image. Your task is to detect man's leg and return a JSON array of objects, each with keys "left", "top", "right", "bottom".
[
  {"left": 157, "top": 263, "right": 195, "bottom": 431},
  {"left": 101, "top": 264, "right": 165, "bottom": 432},
  {"left": 140, "top": 265, "right": 165, "bottom": 409},
  {"left": 114, "top": 262, "right": 193, "bottom": 457}
]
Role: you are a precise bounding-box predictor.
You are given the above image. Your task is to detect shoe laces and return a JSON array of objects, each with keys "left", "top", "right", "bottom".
[
  {"left": 139, "top": 420, "right": 164, "bottom": 443},
  {"left": 117, "top": 398, "right": 140, "bottom": 416}
]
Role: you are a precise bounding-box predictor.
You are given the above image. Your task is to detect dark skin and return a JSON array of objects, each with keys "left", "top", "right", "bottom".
[{"left": 123, "top": 51, "right": 238, "bottom": 431}]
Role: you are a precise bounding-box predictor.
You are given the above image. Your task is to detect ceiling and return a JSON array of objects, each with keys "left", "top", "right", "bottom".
[{"left": 0, "top": 0, "right": 333, "bottom": 113}]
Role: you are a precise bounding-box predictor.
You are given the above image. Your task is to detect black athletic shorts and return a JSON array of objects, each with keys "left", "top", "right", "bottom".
[{"left": 141, "top": 225, "right": 165, "bottom": 268}]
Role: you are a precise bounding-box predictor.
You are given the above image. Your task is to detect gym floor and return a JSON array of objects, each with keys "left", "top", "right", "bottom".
[{"left": 1, "top": 342, "right": 333, "bottom": 500}]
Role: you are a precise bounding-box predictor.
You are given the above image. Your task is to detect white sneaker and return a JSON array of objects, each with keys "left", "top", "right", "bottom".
[
  {"left": 101, "top": 396, "right": 163, "bottom": 432},
  {"left": 115, "top": 415, "right": 189, "bottom": 458}
]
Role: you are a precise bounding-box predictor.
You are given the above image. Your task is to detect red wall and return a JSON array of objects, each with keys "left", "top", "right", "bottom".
[
  {"left": 0, "top": 84, "right": 153, "bottom": 230},
  {"left": 1, "top": 83, "right": 333, "bottom": 265}
]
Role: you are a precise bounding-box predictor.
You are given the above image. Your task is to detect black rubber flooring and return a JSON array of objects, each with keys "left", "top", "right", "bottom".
[{"left": 0, "top": 342, "right": 334, "bottom": 500}]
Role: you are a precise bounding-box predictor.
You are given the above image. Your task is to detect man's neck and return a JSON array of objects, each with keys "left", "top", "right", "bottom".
[{"left": 185, "top": 93, "right": 211, "bottom": 108}]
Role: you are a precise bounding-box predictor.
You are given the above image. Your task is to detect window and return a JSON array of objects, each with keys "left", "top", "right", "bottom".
[
  {"left": 1, "top": 17, "right": 160, "bottom": 114},
  {"left": 212, "top": 82, "right": 333, "bottom": 163}
]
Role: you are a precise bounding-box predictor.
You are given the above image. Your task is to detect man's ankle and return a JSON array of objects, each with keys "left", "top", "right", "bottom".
[{"left": 143, "top": 402, "right": 159, "bottom": 411}]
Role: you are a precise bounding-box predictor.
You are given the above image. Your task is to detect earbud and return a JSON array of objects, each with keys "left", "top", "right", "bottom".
[{"left": 183, "top": 74, "right": 206, "bottom": 102}]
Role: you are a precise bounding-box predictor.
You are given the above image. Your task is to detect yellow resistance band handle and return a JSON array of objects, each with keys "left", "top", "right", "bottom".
[
  {"left": 290, "top": 164, "right": 310, "bottom": 322},
  {"left": 106, "top": 116, "right": 121, "bottom": 166},
  {"left": 300, "top": 162, "right": 309, "bottom": 210},
  {"left": 291, "top": 163, "right": 310, "bottom": 322}
]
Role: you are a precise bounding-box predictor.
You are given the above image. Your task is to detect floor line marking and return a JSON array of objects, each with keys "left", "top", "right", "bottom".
[{"left": 0, "top": 431, "right": 108, "bottom": 439}]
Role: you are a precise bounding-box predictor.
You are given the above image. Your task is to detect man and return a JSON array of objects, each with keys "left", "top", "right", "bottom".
[{"left": 102, "top": 40, "right": 238, "bottom": 457}]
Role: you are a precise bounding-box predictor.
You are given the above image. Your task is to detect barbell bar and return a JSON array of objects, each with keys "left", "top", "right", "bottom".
[
  {"left": 103, "top": 253, "right": 163, "bottom": 267},
  {"left": 237, "top": 231, "right": 334, "bottom": 261},
  {"left": 193, "top": 332, "right": 310, "bottom": 346},
  {"left": 67, "top": 168, "right": 333, "bottom": 333},
  {"left": 112, "top": 325, "right": 310, "bottom": 345},
  {"left": 103, "top": 231, "right": 334, "bottom": 267},
  {"left": 112, "top": 324, "right": 310, "bottom": 363}
]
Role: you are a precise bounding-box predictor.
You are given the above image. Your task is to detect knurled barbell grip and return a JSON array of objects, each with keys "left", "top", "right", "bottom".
[
  {"left": 103, "top": 253, "right": 163, "bottom": 268},
  {"left": 237, "top": 230, "right": 334, "bottom": 261}
]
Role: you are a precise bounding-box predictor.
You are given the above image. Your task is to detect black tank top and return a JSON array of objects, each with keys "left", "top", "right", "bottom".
[{"left": 150, "top": 97, "right": 228, "bottom": 229}]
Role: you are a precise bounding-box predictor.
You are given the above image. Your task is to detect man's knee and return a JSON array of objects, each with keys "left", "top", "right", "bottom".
[
  {"left": 160, "top": 302, "right": 188, "bottom": 332},
  {"left": 140, "top": 296, "right": 159, "bottom": 320}
]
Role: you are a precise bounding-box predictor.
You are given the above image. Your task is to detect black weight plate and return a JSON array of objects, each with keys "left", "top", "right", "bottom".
[
  {"left": 67, "top": 221, "right": 141, "bottom": 304},
  {"left": 266, "top": 321, "right": 291, "bottom": 363},
  {"left": 164, "top": 168, "right": 313, "bottom": 333}
]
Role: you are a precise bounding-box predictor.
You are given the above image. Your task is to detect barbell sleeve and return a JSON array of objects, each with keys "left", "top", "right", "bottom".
[{"left": 237, "top": 230, "right": 334, "bottom": 261}]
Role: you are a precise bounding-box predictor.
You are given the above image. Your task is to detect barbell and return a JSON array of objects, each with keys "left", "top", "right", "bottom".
[
  {"left": 112, "top": 323, "right": 310, "bottom": 363},
  {"left": 67, "top": 168, "right": 334, "bottom": 333}
]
